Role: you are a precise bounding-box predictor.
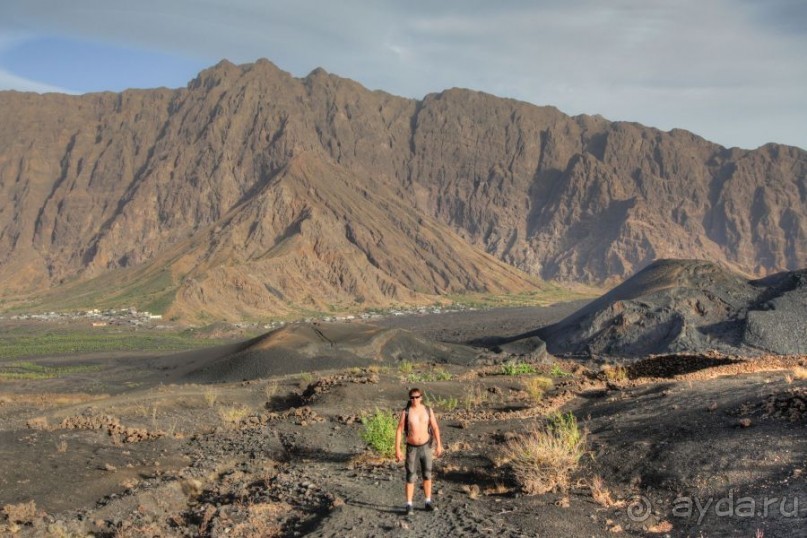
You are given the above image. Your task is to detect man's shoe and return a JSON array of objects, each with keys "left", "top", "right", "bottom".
[
  {"left": 425, "top": 501, "right": 436, "bottom": 512},
  {"left": 405, "top": 504, "right": 413, "bottom": 515}
]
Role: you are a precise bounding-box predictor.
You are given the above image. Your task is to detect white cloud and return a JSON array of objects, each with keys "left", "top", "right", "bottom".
[
  {"left": 0, "top": 68, "right": 72, "bottom": 93},
  {"left": 0, "top": 0, "right": 805, "bottom": 149}
]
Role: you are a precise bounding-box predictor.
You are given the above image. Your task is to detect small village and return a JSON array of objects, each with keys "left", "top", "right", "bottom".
[
  {"left": 2, "top": 308, "right": 164, "bottom": 327},
  {"left": 0, "top": 304, "right": 475, "bottom": 330}
]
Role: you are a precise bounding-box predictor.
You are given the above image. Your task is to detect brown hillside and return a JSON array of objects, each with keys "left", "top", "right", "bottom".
[{"left": 1, "top": 59, "right": 805, "bottom": 318}]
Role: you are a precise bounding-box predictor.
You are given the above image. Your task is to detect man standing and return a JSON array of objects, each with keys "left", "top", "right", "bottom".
[{"left": 395, "top": 388, "right": 443, "bottom": 515}]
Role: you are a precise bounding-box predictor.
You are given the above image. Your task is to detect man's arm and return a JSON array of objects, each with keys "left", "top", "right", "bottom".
[
  {"left": 429, "top": 408, "right": 443, "bottom": 457},
  {"left": 395, "top": 411, "right": 406, "bottom": 462}
]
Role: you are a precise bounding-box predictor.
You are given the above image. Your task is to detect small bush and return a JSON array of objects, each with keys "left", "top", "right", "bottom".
[
  {"left": 300, "top": 372, "right": 314, "bottom": 383},
  {"left": 463, "top": 384, "right": 489, "bottom": 410},
  {"left": 461, "top": 484, "right": 481, "bottom": 499},
  {"left": 361, "top": 408, "right": 398, "bottom": 458},
  {"left": 398, "top": 360, "right": 415, "bottom": 375},
  {"left": 497, "top": 412, "right": 586, "bottom": 495},
  {"left": 408, "top": 367, "right": 453, "bottom": 383},
  {"left": 550, "top": 364, "right": 572, "bottom": 377},
  {"left": 602, "top": 365, "right": 628, "bottom": 383},
  {"left": 426, "top": 393, "right": 458, "bottom": 412},
  {"left": 217, "top": 405, "right": 250, "bottom": 426},
  {"left": 523, "top": 376, "right": 553, "bottom": 403},
  {"left": 548, "top": 411, "right": 583, "bottom": 449},
  {"left": 2, "top": 500, "right": 36, "bottom": 524},
  {"left": 263, "top": 382, "right": 277, "bottom": 400},
  {"left": 203, "top": 389, "right": 218, "bottom": 407},
  {"left": 501, "top": 362, "right": 537, "bottom": 376},
  {"left": 590, "top": 475, "right": 619, "bottom": 507}
]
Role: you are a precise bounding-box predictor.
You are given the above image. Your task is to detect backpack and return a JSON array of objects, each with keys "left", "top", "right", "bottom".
[{"left": 404, "top": 403, "right": 433, "bottom": 443}]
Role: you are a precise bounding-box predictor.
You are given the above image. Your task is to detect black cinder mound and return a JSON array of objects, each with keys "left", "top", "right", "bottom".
[
  {"left": 178, "top": 322, "right": 480, "bottom": 383},
  {"left": 536, "top": 259, "right": 807, "bottom": 358}
]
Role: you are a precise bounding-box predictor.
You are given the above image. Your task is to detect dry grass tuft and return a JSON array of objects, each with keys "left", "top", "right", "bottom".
[
  {"left": 602, "top": 365, "right": 629, "bottom": 383},
  {"left": 263, "top": 381, "right": 277, "bottom": 400},
  {"left": 180, "top": 478, "right": 204, "bottom": 498},
  {"left": 523, "top": 376, "right": 553, "bottom": 404},
  {"left": 647, "top": 520, "right": 674, "bottom": 534},
  {"left": 461, "top": 484, "right": 481, "bottom": 499},
  {"left": 462, "top": 384, "right": 489, "bottom": 410},
  {"left": 348, "top": 451, "right": 389, "bottom": 469},
  {"left": 496, "top": 412, "right": 586, "bottom": 495},
  {"left": 450, "top": 441, "right": 472, "bottom": 451},
  {"left": 0, "top": 392, "right": 107, "bottom": 408},
  {"left": 792, "top": 366, "right": 807, "bottom": 380},
  {"left": 203, "top": 389, "right": 218, "bottom": 408},
  {"left": 217, "top": 405, "right": 250, "bottom": 426},
  {"left": 2, "top": 500, "right": 37, "bottom": 524},
  {"left": 590, "top": 475, "right": 622, "bottom": 507},
  {"left": 225, "top": 502, "right": 288, "bottom": 538},
  {"left": 483, "top": 481, "right": 510, "bottom": 496},
  {"left": 25, "top": 416, "right": 49, "bottom": 430}
]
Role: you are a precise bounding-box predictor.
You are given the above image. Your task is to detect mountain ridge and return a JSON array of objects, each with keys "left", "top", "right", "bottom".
[{"left": 1, "top": 58, "right": 805, "bottom": 320}]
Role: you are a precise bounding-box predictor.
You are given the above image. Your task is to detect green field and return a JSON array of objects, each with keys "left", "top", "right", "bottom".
[
  {"left": 0, "top": 361, "right": 103, "bottom": 380},
  {"left": 0, "top": 327, "right": 229, "bottom": 361},
  {"left": 446, "top": 285, "right": 598, "bottom": 309}
]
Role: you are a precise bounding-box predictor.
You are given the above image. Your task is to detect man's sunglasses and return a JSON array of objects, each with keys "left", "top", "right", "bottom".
[{"left": 409, "top": 395, "right": 422, "bottom": 399}]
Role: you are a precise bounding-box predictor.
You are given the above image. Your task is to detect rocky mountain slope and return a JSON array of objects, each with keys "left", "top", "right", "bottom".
[{"left": 1, "top": 59, "right": 805, "bottom": 319}]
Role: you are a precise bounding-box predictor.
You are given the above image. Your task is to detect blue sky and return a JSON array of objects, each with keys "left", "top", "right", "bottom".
[{"left": 1, "top": 0, "right": 806, "bottom": 150}]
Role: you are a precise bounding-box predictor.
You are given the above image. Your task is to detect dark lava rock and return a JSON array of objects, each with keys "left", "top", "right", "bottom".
[{"left": 533, "top": 259, "right": 807, "bottom": 358}]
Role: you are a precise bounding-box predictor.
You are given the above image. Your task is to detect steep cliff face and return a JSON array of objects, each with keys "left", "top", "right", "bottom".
[
  {"left": 1, "top": 59, "right": 805, "bottom": 318},
  {"left": 403, "top": 98, "right": 807, "bottom": 283}
]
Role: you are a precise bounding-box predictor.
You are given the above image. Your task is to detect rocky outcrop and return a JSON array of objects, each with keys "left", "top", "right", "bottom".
[
  {"left": 1, "top": 59, "right": 805, "bottom": 319},
  {"left": 536, "top": 259, "right": 807, "bottom": 357}
]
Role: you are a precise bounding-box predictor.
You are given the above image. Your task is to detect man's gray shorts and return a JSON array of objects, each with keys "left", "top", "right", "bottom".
[{"left": 405, "top": 442, "right": 433, "bottom": 483}]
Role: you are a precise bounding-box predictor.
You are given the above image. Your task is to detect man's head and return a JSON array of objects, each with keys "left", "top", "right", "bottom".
[{"left": 408, "top": 388, "right": 423, "bottom": 406}]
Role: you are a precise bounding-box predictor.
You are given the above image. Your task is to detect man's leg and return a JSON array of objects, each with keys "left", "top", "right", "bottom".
[
  {"left": 404, "top": 445, "right": 417, "bottom": 513},
  {"left": 421, "top": 445, "right": 436, "bottom": 510}
]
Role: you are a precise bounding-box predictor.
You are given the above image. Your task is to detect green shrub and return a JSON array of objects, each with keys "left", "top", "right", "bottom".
[
  {"left": 300, "top": 372, "right": 314, "bottom": 383},
  {"left": 424, "top": 392, "right": 458, "bottom": 412},
  {"left": 547, "top": 411, "right": 583, "bottom": 450},
  {"left": 501, "top": 362, "right": 537, "bottom": 376},
  {"left": 361, "top": 408, "right": 398, "bottom": 458},
  {"left": 407, "top": 367, "right": 452, "bottom": 383},
  {"left": 549, "top": 364, "right": 572, "bottom": 377}
]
